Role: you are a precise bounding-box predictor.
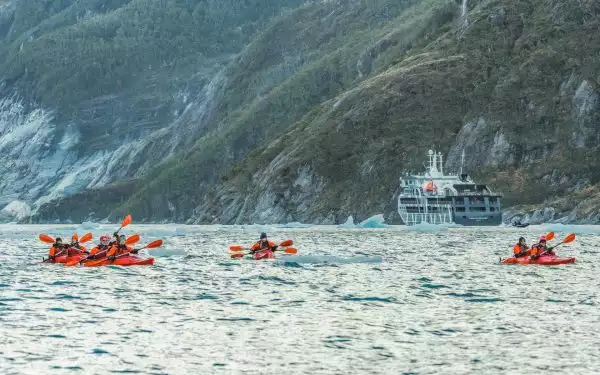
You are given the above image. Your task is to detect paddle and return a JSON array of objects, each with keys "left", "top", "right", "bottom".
[
  {"left": 39, "top": 234, "right": 55, "bottom": 244},
  {"left": 230, "top": 238, "right": 297, "bottom": 259},
  {"left": 501, "top": 232, "right": 556, "bottom": 263},
  {"left": 229, "top": 239, "right": 294, "bottom": 252},
  {"left": 64, "top": 234, "right": 141, "bottom": 267},
  {"left": 85, "top": 239, "right": 163, "bottom": 267},
  {"left": 80, "top": 232, "right": 93, "bottom": 243},
  {"left": 540, "top": 233, "right": 576, "bottom": 256},
  {"left": 117, "top": 214, "right": 132, "bottom": 234},
  {"left": 63, "top": 214, "right": 134, "bottom": 267},
  {"left": 230, "top": 247, "right": 298, "bottom": 259}
]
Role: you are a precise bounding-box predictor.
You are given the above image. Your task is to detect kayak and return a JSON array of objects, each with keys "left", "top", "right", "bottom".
[
  {"left": 512, "top": 223, "right": 530, "bottom": 228},
  {"left": 45, "top": 255, "right": 68, "bottom": 264},
  {"left": 83, "top": 255, "right": 155, "bottom": 267},
  {"left": 502, "top": 255, "right": 575, "bottom": 265},
  {"left": 45, "top": 249, "right": 86, "bottom": 263},
  {"left": 253, "top": 249, "right": 275, "bottom": 260}
]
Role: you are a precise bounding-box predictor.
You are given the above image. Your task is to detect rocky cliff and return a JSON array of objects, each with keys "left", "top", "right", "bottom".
[{"left": 3, "top": 0, "right": 600, "bottom": 224}]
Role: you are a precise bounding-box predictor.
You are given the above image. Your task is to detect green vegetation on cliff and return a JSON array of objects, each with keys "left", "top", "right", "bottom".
[{"left": 20, "top": 0, "right": 600, "bottom": 223}]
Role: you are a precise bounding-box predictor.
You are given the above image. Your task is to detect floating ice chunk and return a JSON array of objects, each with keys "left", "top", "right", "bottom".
[
  {"left": 338, "top": 216, "right": 355, "bottom": 228},
  {"left": 357, "top": 214, "right": 388, "bottom": 228},
  {"left": 541, "top": 224, "right": 600, "bottom": 235},
  {"left": 276, "top": 255, "right": 383, "bottom": 264},
  {"left": 279, "top": 222, "right": 312, "bottom": 228}
]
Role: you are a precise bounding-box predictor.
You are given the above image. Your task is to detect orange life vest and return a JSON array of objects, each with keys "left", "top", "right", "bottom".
[
  {"left": 251, "top": 240, "right": 276, "bottom": 251},
  {"left": 513, "top": 244, "right": 529, "bottom": 257}
]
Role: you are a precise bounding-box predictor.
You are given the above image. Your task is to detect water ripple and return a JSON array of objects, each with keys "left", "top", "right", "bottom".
[{"left": 0, "top": 224, "right": 598, "bottom": 374}]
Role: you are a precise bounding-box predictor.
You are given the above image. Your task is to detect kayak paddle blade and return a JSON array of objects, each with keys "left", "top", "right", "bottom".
[
  {"left": 563, "top": 233, "right": 576, "bottom": 244},
  {"left": 125, "top": 234, "right": 140, "bottom": 245},
  {"left": 283, "top": 247, "right": 297, "bottom": 254},
  {"left": 121, "top": 214, "right": 132, "bottom": 229},
  {"left": 39, "top": 234, "right": 55, "bottom": 244},
  {"left": 80, "top": 232, "right": 93, "bottom": 243},
  {"left": 279, "top": 239, "right": 293, "bottom": 247},
  {"left": 145, "top": 239, "right": 163, "bottom": 249},
  {"left": 231, "top": 253, "right": 245, "bottom": 259},
  {"left": 229, "top": 245, "right": 245, "bottom": 252},
  {"left": 545, "top": 232, "right": 555, "bottom": 241}
]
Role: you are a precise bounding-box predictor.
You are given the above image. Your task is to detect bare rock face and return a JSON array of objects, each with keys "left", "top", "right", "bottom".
[
  {"left": 571, "top": 80, "right": 600, "bottom": 148},
  {"left": 446, "top": 118, "right": 514, "bottom": 172}
]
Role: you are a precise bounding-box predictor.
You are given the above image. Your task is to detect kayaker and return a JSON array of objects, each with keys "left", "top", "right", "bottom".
[
  {"left": 530, "top": 236, "right": 555, "bottom": 259},
  {"left": 109, "top": 232, "right": 120, "bottom": 247},
  {"left": 48, "top": 237, "right": 68, "bottom": 259},
  {"left": 251, "top": 233, "right": 276, "bottom": 253},
  {"left": 513, "top": 237, "right": 529, "bottom": 257},
  {"left": 89, "top": 235, "right": 111, "bottom": 259},
  {"left": 68, "top": 234, "right": 88, "bottom": 256}
]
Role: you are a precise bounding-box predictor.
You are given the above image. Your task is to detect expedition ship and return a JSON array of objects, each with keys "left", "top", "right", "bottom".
[{"left": 397, "top": 150, "right": 502, "bottom": 226}]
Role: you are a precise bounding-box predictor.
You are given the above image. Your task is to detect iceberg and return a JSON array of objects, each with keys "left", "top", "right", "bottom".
[
  {"left": 357, "top": 214, "right": 388, "bottom": 228},
  {"left": 338, "top": 216, "right": 356, "bottom": 228},
  {"left": 338, "top": 214, "right": 388, "bottom": 228}
]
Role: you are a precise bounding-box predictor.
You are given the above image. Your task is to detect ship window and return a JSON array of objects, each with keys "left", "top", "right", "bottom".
[
  {"left": 471, "top": 207, "right": 487, "bottom": 212},
  {"left": 455, "top": 207, "right": 466, "bottom": 212},
  {"left": 490, "top": 207, "right": 495, "bottom": 212}
]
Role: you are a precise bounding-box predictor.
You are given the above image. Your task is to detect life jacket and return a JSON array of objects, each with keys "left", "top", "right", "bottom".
[
  {"left": 49, "top": 243, "right": 66, "bottom": 257},
  {"left": 513, "top": 244, "right": 529, "bottom": 257},
  {"left": 90, "top": 244, "right": 109, "bottom": 255},
  {"left": 107, "top": 244, "right": 131, "bottom": 257},
  {"left": 529, "top": 243, "right": 548, "bottom": 256},
  {"left": 251, "top": 240, "right": 276, "bottom": 252}
]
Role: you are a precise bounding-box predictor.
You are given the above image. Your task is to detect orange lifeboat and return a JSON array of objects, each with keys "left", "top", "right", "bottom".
[{"left": 423, "top": 181, "right": 437, "bottom": 193}]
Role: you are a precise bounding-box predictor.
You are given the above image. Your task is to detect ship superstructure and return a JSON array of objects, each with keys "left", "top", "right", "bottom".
[{"left": 397, "top": 150, "right": 502, "bottom": 226}]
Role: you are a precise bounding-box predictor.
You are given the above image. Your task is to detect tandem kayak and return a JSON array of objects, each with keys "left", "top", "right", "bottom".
[
  {"left": 83, "top": 255, "right": 155, "bottom": 267},
  {"left": 502, "top": 255, "right": 575, "bottom": 265},
  {"left": 253, "top": 249, "right": 275, "bottom": 260},
  {"left": 44, "top": 249, "right": 86, "bottom": 263}
]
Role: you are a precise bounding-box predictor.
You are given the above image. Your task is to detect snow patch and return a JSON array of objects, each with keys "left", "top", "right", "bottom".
[{"left": 1, "top": 200, "right": 32, "bottom": 219}]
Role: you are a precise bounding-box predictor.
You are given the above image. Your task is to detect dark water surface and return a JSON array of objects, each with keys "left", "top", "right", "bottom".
[{"left": 1, "top": 224, "right": 599, "bottom": 374}]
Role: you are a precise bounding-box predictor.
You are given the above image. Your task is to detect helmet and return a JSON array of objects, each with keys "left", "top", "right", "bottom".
[
  {"left": 72, "top": 234, "right": 78, "bottom": 241},
  {"left": 100, "top": 235, "right": 110, "bottom": 244},
  {"left": 120, "top": 234, "right": 126, "bottom": 241},
  {"left": 260, "top": 233, "right": 267, "bottom": 239},
  {"left": 56, "top": 237, "right": 62, "bottom": 242},
  {"left": 539, "top": 236, "right": 547, "bottom": 242}
]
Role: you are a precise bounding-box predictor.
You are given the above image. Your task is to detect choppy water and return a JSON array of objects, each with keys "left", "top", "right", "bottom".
[{"left": 1, "top": 223, "right": 599, "bottom": 374}]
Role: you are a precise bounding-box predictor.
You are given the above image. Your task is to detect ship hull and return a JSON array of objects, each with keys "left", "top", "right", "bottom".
[{"left": 452, "top": 213, "right": 502, "bottom": 226}]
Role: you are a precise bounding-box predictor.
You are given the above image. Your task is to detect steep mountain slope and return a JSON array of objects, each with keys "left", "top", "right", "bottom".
[
  {"left": 19, "top": 0, "right": 600, "bottom": 224},
  {"left": 0, "top": 0, "right": 301, "bottom": 221}
]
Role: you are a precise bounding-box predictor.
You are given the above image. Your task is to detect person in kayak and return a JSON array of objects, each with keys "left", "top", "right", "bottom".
[
  {"left": 513, "top": 237, "right": 530, "bottom": 257},
  {"left": 112, "top": 234, "right": 130, "bottom": 257},
  {"left": 88, "top": 235, "right": 111, "bottom": 259},
  {"left": 530, "top": 236, "right": 556, "bottom": 259},
  {"left": 67, "top": 234, "right": 88, "bottom": 256},
  {"left": 251, "top": 233, "right": 277, "bottom": 253},
  {"left": 48, "top": 237, "right": 68, "bottom": 260}
]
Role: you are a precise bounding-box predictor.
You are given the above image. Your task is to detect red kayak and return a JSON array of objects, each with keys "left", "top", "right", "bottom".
[
  {"left": 502, "top": 255, "right": 576, "bottom": 265},
  {"left": 83, "top": 255, "right": 155, "bottom": 267},
  {"left": 45, "top": 249, "right": 86, "bottom": 264},
  {"left": 253, "top": 249, "right": 275, "bottom": 260}
]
